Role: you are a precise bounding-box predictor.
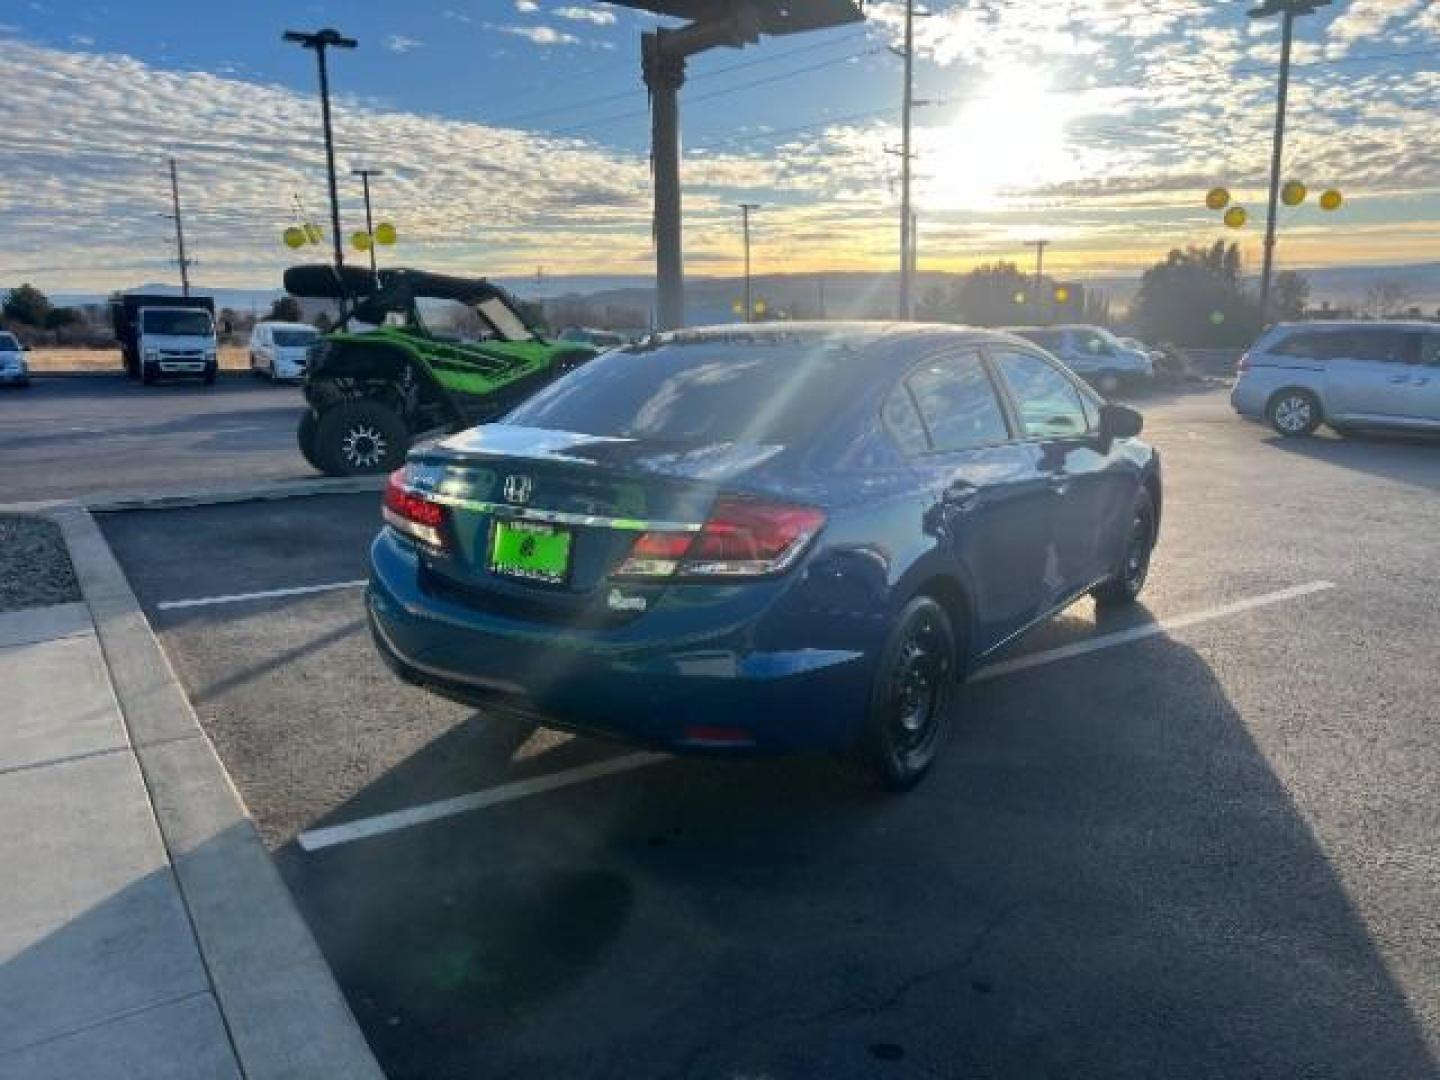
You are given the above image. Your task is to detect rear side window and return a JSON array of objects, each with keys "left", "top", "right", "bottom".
[
  {"left": 1273, "top": 329, "right": 1417, "bottom": 363},
  {"left": 273, "top": 329, "right": 318, "bottom": 347},
  {"left": 881, "top": 386, "right": 929, "bottom": 455},
  {"left": 1421, "top": 335, "right": 1440, "bottom": 367},
  {"left": 1017, "top": 330, "right": 1063, "bottom": 352},
  {"left": 0, "top": 332, "right": 19, "bottom": 350},
  {"left": 506, "top": 343, "right": 865, "bottom": 445},
  {"left": 902, "top": 353, "right": 1010, "bottom": 453},
  {"left": 993, "top": 350, "right": 1090, "bottom": 438}
]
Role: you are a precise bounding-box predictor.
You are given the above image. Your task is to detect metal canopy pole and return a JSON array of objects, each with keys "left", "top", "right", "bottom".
[{"left": 645, "top": 30, "right": 687, "bottom": 331}]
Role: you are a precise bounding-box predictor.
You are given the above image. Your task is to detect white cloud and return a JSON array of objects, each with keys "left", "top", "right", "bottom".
[
  {"left": 442, "top": 9, "right": 472, "bottom": 23},
  {"left": 514, "top": 0, "right": 539, "bottom": 12},
  {"left": 1325, "top": 0, "right": 1423, "bottom": 56},
  {"left": 69, "top": 33, "right": 94, "bottom": 47},
  {"left": 554, "top": 5, "right": 617, "bottom": 25},
  {"left": 384, "top": 34, "right": 423, "bottom": 54},
  {"left": 493, "top": 23, "right": 582, "bottom": 46}
]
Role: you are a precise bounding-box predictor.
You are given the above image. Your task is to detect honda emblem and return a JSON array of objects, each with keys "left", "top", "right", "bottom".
[{"left": 502, "top": 474, "right": 533, "bottom": 504}]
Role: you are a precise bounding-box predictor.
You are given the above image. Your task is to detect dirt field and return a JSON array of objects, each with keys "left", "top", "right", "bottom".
[{"left": 24, "top": 345, "right": 250, "bottom": 374}]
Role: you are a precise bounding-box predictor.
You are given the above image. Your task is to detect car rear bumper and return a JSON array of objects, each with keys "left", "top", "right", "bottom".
[{"left": 366, "top": 531, "right": 872, "bottom": 754}]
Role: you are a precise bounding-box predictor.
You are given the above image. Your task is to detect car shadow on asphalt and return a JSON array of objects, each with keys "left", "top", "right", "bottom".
[
  {"left": 271, "top": 631, "right": 1437, "bottom": 1080},
  {"left": 1263, "top": 429, "right": 1440, "bottom": 494}
]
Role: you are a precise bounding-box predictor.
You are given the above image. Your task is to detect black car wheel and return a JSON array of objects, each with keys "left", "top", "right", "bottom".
[
  {"left": 1092, "top": 489, "right": 1157, "bottom": 607},
  {"left": 859, "top": 596, "right": 957, "bottom": 791},
  {"left": 296, "top": 410, "right": 323, "bottom": 472},
  {"left": 315, "top": 400, "right": 409, "bottom": 476},
  {"left": 1267, "top": 389, "right": 1321, "bottom": 436}
]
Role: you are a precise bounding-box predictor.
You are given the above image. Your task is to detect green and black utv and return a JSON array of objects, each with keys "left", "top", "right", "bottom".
[{"left": 284, "top": 265, "right": 600, "bottom": 475}]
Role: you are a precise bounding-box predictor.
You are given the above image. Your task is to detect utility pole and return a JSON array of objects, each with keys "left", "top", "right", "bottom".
[
  {"left": 897, "top": 0, "right": 915, "bottom": 320},
  {"left": 738, "top": 202, "right": 759, "bottom": 323},
  {"left": 1249, "top": 0, "right": 1329, "bottom": 323},
  {"left": 1024, "top": 238, "right": 1049, "bottom": 314},
  {"left": 351, "top": 167, "right": 383, "bottom": 279},
  {"left": 167, "top": 157, "right": 192, "bottom": 297},
  {"left": 284, "top": 28, "right": 357, "bottom": 273}
]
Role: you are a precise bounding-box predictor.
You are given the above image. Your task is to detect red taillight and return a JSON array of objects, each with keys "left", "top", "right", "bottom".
[
  {"left": 614, "top": 496, "right": 825, "bottom": 580},
  {"left": 383, "top": 468, "right": 448, "bottom": 548}
]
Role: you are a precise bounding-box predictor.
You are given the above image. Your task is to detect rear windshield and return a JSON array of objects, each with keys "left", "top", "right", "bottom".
[
  {"left": 505, "top": 342, "right": 863, "bottom": 445},
  {"left": 273, "top": 329, "right": 318, "bottom": 347},
  {"left": 0, "top": 332, "right": 19, "bottom": 350},
  {"left": 142, "top": 309, "right": 213, "bottom": 336}
]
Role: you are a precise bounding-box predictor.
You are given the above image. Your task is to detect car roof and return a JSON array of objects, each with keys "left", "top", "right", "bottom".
[
  {"left": 257, "top": 321, "right": 317, "bottom": 331},
  {"left": 1268, "top": 320, "right": 1439, "bottom": 333},
  {"left": 651, "top": 321, "right": 1043, "bottom": 359}
]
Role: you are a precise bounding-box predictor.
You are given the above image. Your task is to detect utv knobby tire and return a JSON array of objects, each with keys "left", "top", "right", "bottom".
[
  {"left": 314, "top": 400, "right": 409, "bottom": 476},
  {"left": 296, "top": 411, "right": 324, "bottom": 473}
]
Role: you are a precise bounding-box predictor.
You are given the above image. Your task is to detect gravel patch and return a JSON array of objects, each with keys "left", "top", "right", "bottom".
[{"left": 0, "top": 515, "right": 81, "bottom": 612}]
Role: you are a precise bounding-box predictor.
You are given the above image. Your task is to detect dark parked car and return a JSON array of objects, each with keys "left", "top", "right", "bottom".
[{"left": 368, "top": 324, "right": 1161, "bottom": 788}]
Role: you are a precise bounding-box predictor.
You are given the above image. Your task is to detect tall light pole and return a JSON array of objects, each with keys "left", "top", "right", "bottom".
[
  {"left": 284, "top": 28, "right": 357, "bottom": 273},
  {"left": 352, "top": 167, "right": 383, "bottom": 279},
  {"left": 1248, "top": 0, "right": 1329, "bottom": 323},
  {"left": 897, "top": 0, "right": 915, "bottom": 320},
  {"left": 738, "top": 202, "right": 760, "bottom": 323}
]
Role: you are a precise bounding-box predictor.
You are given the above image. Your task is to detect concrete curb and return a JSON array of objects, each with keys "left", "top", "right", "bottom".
[
  {"left": 39, "top": 501, "right": 385, "bottom": 1080},
  {"left": 86, "top": 476, "right": 386, "bottom": 513}
]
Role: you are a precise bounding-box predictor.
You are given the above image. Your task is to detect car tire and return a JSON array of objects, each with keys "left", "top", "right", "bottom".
[
  {"left": 1267, "top": 389, "right": 1321, "bottom": 436},
  {"left": 314, "top": 399, "right": 409, "bottom": 476},
  {"left": 1092, "top": 489, "right": 1157, "bottom": 607},
  {"left": 296, "top": 410, "right": 324, "bottom": 472},
  {"left": 858, "top": 596, "right": 957, "bottom": 792}
]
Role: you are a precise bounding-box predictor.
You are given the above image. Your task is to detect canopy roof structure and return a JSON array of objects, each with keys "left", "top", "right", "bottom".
[
  {"left": 606, "top": 0, "right": 863, "bottom": 330},
  {"left": 606, "top": 0, "right": 864, "bottom": 35}
]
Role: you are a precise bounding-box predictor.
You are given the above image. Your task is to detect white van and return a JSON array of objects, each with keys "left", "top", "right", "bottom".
[{"left": 249, "top": 321, "right": 320, "bottom": 382}]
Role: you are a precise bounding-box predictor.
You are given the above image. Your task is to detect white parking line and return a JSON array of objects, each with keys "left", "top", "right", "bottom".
[
  {"left": 297, "top": 751, "right": 668, "bottom": 852},
  {"left": 293, "top": 579, "right": 1335, "bottom": 852},
  {"left": 971, "top": 579, "right": 1335, "bottom": 682},
  {"left": 156, "top": 579, "right": 366, "bottom": 611}
]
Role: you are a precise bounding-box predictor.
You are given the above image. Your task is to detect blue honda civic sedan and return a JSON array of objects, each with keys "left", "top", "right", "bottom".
[{"left": 368, "top": 324, "right": 1161, "bottom": 788}]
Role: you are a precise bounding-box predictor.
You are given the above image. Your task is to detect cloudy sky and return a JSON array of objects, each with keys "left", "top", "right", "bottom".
[{"left": 1, "top": 0, "right": 1438, "bottom": 292}]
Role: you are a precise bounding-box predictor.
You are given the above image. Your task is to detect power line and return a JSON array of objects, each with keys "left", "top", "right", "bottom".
[
  {"left": 491, "top": 30, "right": 869, "bottom": 127},
  {"left": 552, "top": 47, "right": 881, "bottom": 137}
]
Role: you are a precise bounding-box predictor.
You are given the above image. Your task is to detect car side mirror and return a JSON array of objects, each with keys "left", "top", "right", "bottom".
[{"left": 1100, "top": 403, "right": 1142, "bottom": 440}]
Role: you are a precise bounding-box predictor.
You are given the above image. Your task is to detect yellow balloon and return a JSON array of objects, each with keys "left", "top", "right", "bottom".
[
  {"left": 1319, "top": 189, "right": 1343, "bottom": 211},
  {"left": 1013, "top": 291, "right": 1027, "bottom": 305},
  {"left": 1281, "top": 181, "right": 1307, "bottom": 207},
  {"left": 731, "top": 301, "right": 744, "bottom": 316},
  {"left": 351, "top": 231, "right": 373, "bottom": 252},
  {"left": 1224, "top": 206, "right": 1248, "bottom": 229},
  {"left": 374, "top": 222, "right": 397, "bottom": 246},
  {"left": 283, "top": 226, "right": 306, "bottom": 250},
  {"left": 1206, "top": 187, "right": 1231, "bottom": 211},
  {"left": 303, "top": 223, "right": 323, "bottom": 245},
  {"left": 1054, "top": 286, "right": 1070, "bottom": 304},
  {"left": 753, "top": 299, "right": 767, "bottom": 316}
]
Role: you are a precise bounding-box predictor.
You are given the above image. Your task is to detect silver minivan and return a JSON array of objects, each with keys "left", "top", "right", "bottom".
[{"left": 1231, "top": 321, "right": 1440, "bottom": 436}]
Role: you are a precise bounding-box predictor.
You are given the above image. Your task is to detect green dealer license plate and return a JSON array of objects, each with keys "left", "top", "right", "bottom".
[{"left": 489, "top": 519, "right": 572, "bottom": 584}]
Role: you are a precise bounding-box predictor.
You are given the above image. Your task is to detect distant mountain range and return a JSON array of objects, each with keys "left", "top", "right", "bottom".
[{"left": 32, "top": 261, "right": 1440, "bottom": 322}]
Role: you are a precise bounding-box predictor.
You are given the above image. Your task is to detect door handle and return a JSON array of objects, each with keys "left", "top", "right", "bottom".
[
  {"left": 1387, "top": 374, "right": 1410, "bottom": 383},
  {"left": 1047, "top": 474, "right": 1070, "bottom": 495}
]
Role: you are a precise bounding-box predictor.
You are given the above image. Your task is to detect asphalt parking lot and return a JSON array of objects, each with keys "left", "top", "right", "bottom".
[
  {"left": 0, "top": 374, "right": 307, "bottom": 504},
  {"left": 95, "top": 386, "right": 1440, "bottom": 1079}
]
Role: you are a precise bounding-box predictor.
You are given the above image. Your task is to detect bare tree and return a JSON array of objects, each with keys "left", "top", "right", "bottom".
[{"left": 1363, "top": 279, "right": 1414, "bottom": 319}]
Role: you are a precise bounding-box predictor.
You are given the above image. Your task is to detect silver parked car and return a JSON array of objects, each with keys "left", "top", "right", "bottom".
[
  {"left": 1231, "top": 321, "right": 1440, "bottom": 436},
  {"left": 1008, "top": 325, "right": 1154, "bottom": 393},
  {"left": 0, "top": 331, "right": 30, "bottom": 388}
]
